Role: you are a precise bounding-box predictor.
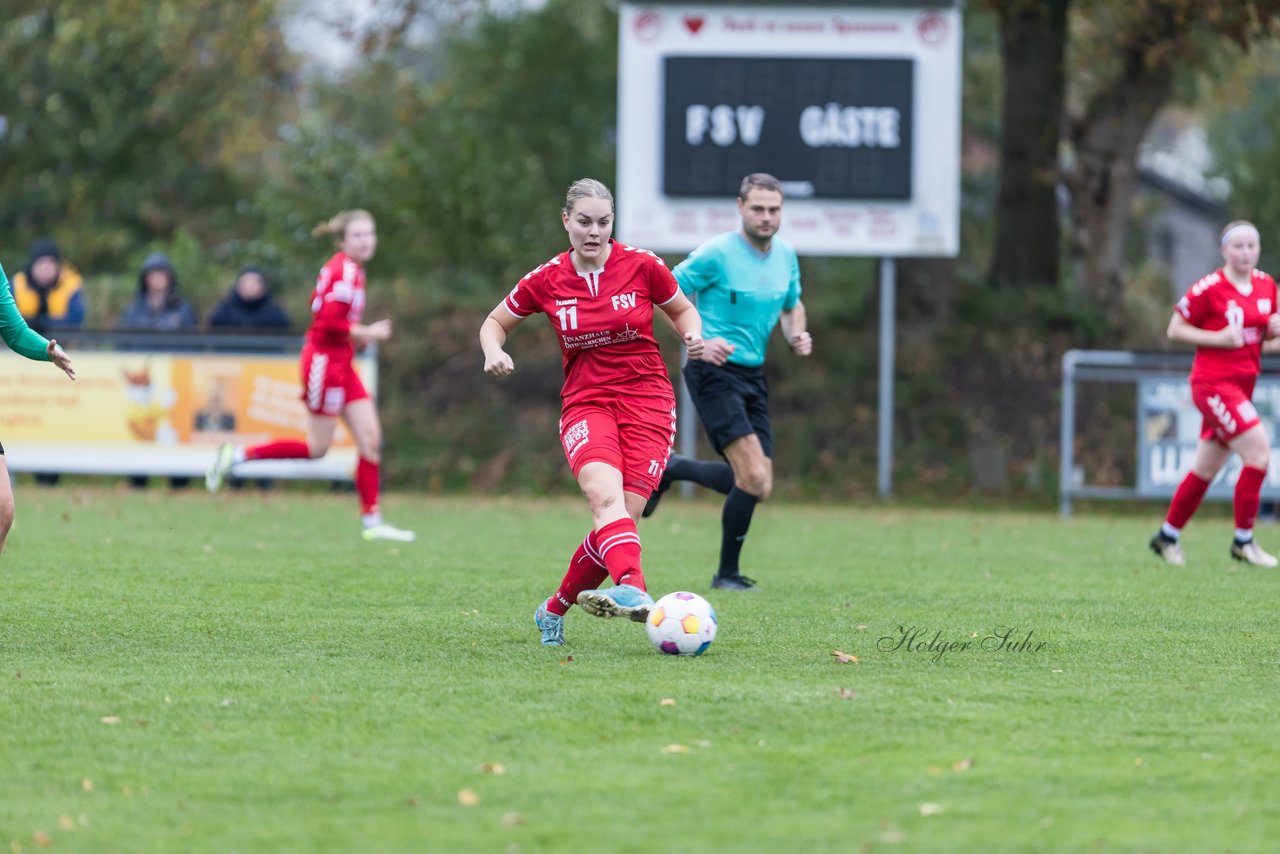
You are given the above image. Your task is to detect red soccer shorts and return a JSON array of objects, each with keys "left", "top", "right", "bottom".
[
  {"left": 1192, "top": 377, "right": 1260, "bottom": 445},
  {"left": 559, "top": 396, "right": 677, "bottom": 495},
  {"left": 300, "top": 344, "right": 369, "bottom": 416}
]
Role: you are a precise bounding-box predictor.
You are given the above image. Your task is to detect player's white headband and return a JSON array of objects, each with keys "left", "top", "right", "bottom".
[{"left": 1221, "top": 224, "right": 1260, "bottom": 246}]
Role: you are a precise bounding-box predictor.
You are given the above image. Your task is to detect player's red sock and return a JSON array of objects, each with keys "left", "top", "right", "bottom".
[
  {"left": 1166, "top": 471, "right": 1211, "bottom": 530},
  {"left": 356, "top": 457, "right": 380, "bottom": 516},
  {"left": 548, "top": 531, "right": 608, "bottom": 615},
  {"left": 596, "top": 518, "right": 645, "bottom": 590},
  {"left": 245, "top": 439, "right": 310, "bottom": 461},
  {"left": 1234, "top": 465, "right": 1267, "bottom": 531}
]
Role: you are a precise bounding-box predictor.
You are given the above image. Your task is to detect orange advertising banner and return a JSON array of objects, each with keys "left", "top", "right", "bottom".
[{"left": 0, "top": 348, "right": 376, "bottom": 478}]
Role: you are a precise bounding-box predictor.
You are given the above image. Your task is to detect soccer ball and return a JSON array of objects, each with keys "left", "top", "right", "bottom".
[{"left": 646, "top": 591, "right": 717, "bottom": 656}]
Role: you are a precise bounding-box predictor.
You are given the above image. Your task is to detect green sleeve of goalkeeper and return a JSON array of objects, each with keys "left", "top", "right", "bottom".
[{"left": 0, "top": 262, "right": 53, "bottom": 361}]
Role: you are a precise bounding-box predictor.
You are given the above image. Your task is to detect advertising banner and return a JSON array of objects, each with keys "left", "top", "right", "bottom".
[
  {"left": 1137, "top": 377, "right": 1280, "bottom": 498},
  {"left": 0, "top": 348, "right": 376, "bottom": 479}
]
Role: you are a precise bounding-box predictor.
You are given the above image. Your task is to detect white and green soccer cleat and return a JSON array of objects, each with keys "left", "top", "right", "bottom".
[
  {"left": 205, "top": 443, "right": 237, "bottom": 493},
  {"left": 361, "top": 522, "right": 417, "bottom": 543}
]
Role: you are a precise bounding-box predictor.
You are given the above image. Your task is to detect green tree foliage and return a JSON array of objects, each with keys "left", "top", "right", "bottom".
[
  {"left": 976, "top": 0, "right": 1280, "bottom": 314},
  {"left": 257, "top": 0, "right": 618, "bottom": 287},
  {"left": 1204, "top": 43, "right": 1280, "bottom": 249},
  {"left": 0, "top": 1, "right": 295, "bottom": 271}
]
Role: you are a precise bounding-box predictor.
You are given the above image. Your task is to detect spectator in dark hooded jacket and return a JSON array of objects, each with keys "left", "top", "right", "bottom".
[
  {"left": 207, "top": 266, "right": 291, "bottom": 331},
  {"left": 117, "top": 252, "right": 197, "bottom": 332},
  {"left": 117, "top": 252, "right": 195, "bottom": 489},
  {"left": 9, "top": 237, "right": 86, "bottom": 334}
]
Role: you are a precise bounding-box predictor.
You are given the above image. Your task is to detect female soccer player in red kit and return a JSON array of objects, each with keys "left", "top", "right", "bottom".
[
  {"left": 1150, "top": 220, "right": 1280, "bottom": 566},
  {"left": 479, "top": 179, "right": 705, "bottom": 645},
  {"left": 206, "top": 209, "right": 415, "bottom": 543}
]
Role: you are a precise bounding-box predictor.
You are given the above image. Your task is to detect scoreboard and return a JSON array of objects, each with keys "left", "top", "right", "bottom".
[
  {"left": 663, "top": 56, "right": 914, "bottom": 200},
  {"left": 618, "top": 3, "right": 961, "bottom": 257}
]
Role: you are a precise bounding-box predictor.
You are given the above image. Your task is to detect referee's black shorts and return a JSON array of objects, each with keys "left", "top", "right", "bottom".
[{"left": 682, "top": 359, "right": 772, "bottom": 457}]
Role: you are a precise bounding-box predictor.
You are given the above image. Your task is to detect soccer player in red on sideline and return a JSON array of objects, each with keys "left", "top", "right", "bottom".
[
  {"left": 479, "top": 178, "right": 705, "bottom": 646},
  {"left": 1150, "top": 220, "right": 1280, "bottom": 567},
  {"left": 205, "top": 210, "right": 416, "bottom": 543}
]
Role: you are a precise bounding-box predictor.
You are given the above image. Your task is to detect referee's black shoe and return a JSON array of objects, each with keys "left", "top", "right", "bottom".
[{"left": 711, "top": 574, "right": 758, "bottom": 591}]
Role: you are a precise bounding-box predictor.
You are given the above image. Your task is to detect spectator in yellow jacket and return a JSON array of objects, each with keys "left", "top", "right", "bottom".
[{"left": 9, "top": 238, "right": 86, "bottom": 335}]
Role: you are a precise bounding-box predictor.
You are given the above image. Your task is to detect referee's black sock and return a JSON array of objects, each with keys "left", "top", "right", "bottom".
[
  {"left": 718, "top": 487, "right": 758, "bottom": 576},
  {"left": 667, "top": 454, "right": 734, "bottom": 494}
]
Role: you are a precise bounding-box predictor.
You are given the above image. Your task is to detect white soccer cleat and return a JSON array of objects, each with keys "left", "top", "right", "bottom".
[
  {"left": 362, "top": 522, "right": 417, "bottom": 543},
  {"left": 1231, "top": 539, "right": 1277, "bottom": 567},
  {"left": 1149, "top": 532, "right": 1185, "bottom": 566},
  {"left": 205, "top": 443, "right": 236, "bottom": 493}
]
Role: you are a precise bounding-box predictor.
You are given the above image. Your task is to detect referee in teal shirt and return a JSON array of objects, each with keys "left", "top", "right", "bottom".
[{"left": 644, "top": 173, "right": 812, "bottom": 590}]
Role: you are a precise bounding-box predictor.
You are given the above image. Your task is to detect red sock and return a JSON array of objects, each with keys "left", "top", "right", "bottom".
[
  {"left": 1165, "top": 472, "right": 1211, "bottom": 530},
  {"left": 356, "top": 457, "right": 380, "bottom": 516},
  {"left": 245, "top": 439, "right": 309, "bottom": 461},
  {"left": 548, "top": 531, "right": 608, "bottom": 616},
  {"left": 1234, "top": 465, "right": 1267, "bottom": 531},
  {"left": 595, "top": 518, "right": 645, "bottom": 590}
]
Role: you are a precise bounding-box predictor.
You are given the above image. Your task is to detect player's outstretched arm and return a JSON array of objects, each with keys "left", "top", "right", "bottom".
[
  {"left": 780, "top": 301, "right": 812, "bottom": 356},
  {"left": 480, "top": 305, "right": 522, "bottom": 377},
  {"left": 659, "top": 292, "right": 704, "bottom": 361},
  {"left": 1168, "top": 311, "right": 1242, "bottom": 349}
]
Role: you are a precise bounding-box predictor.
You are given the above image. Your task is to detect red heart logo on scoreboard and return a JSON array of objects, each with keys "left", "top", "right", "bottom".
[{"left": 683, "top": 16, "right": 704, "bottom": 34}]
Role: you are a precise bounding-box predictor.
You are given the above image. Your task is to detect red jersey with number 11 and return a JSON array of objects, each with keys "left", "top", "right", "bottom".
[
  {"left": 504, "top": 240, "right": 680, "bottom": 407},
  {"left": 1175, "top": 267, "right": 1277, "bottom": 383}
]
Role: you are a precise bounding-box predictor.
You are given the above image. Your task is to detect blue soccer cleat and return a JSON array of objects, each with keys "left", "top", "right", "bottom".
[
  {"left": 534, "top": 601, "right": 566, "bottom": 646},
  {"left": 576, "top": 584, "right": 654, "bottom": 623}
]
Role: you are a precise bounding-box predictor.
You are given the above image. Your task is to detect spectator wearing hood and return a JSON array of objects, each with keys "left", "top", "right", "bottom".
[
  {"left": 117, "top": 252, "right": 197, "bottom": 332},
  {"left": 9, "top": 238, "right": 86, "bottom": 334},
  {"left": 118, "top": 252, "right": 196, "bottom": 490},
  {"left": 207, "top": 266, "right": 291, "bottom": 331}
]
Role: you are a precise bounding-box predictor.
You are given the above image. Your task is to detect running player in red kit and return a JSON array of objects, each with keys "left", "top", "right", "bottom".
[
  {"left": 479, "top": 179, "right": 705, "bottom": 645},
  {"left": 206, "top": 209, "right": 416, "bottom": 543},
  {"left": 1150, "top": 220, "right": 1280, "bottom": 566}
]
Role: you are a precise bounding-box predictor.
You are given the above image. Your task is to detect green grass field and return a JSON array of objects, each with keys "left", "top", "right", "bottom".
[{"left": 2, "top": 486, "right": 1277, "bottom": 852}]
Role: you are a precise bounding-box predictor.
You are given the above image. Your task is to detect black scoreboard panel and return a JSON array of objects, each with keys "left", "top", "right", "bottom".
[{"left": 662, "top": 56, "right": 914, "bottom": 199}]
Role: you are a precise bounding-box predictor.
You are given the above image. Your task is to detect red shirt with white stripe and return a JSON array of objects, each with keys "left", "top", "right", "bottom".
[
  {"left": 1175, "top": 267, "right": 1277, "bottom": 383},
  {"left": 306, "top": 251, "right": 367, "bottom": 359},
  {"left": 504, "top": 240, "right": 681, "bottom": 407}
]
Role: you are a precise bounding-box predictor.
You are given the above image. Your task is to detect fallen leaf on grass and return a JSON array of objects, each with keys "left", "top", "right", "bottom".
[
  {"left": 661, "top": 744, "right": 689, "bottom": 754},
  {"left": 32, "top": 831, "right": 51, "bottom": 846},
  {"left": 837, "top": 688, "right": 857, "bottom": 700},
  {"left": 501, "top": 812, "right": 524, "bottom": 827},
  {"left": 457, "top": 789, "right": 480, "bottom": 807},
  {"left": 559, "top": 656, "right": 575, "bottom": 665},
  {"left": 99, "top": 716, "right": 121, "bottom": 725},
  {"left": 919, "top": 803, "right": 944, "bottom": 816},
  {"left": 831, "top": 650, "right": 858, "bottom": 664},
  {"left": 952, "top": 757, "right": 973, "bottom": 772},
  {"left": 878, "top": 827, "right": 905, "bottom": 843},
  {"left": 477, "top": 763, "right": 506, "bottom": 775},
  {"left": 660, "top": 698, "right": 676, "bottom": 706},
  {"left": 122, "top": 786, "right": 134, "bottom": 798},
  {"left": 82, "top": 778, "right": 93, "bottom": 792},
  {"left": 405, "top": 796, "right": 420, "bottom": 807},
  {"left": 857, "top": 624, "right": 868, "bottom": 631},
  {"left": 57, "top": 816, "right": 73, "bottom": 831}
]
